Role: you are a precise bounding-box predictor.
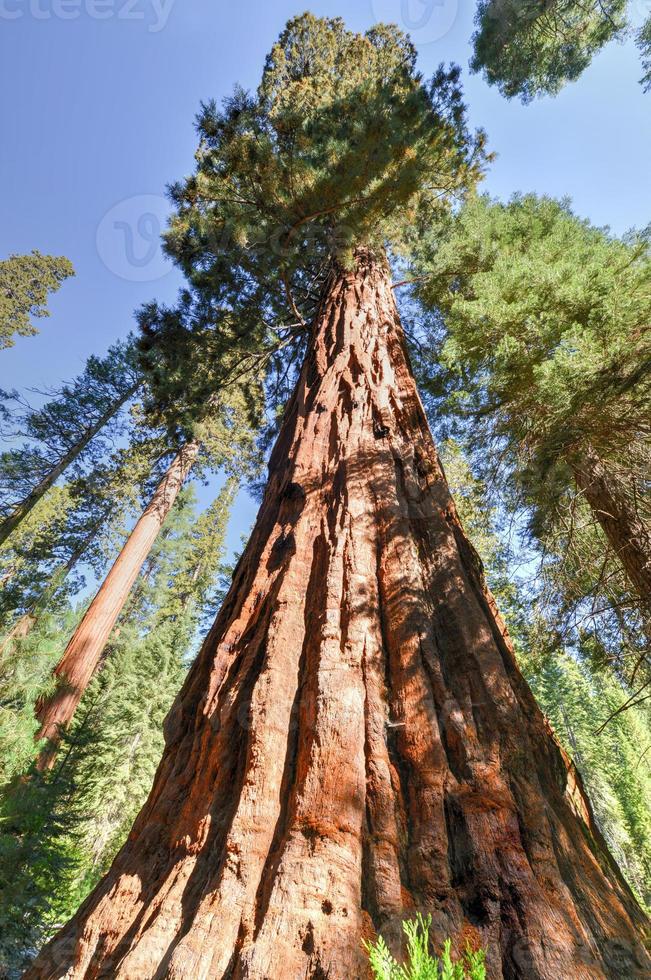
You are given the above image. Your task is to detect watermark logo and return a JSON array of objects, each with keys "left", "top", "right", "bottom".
[
  {"left": 96, "top": 194, "right": 171, "bottom": 282},
  {"left": 371, "top": 0, "right": 458, "bottom": 44},
  {"left": 0, "top": 0, "right": 175, "bottom": 33}
]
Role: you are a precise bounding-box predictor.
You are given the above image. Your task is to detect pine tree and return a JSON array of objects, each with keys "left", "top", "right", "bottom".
[
  {"left": 639, "top": 16, "right": 651, "bottom": 92},
  {"left": 411, "top": 193, "right": 651, "bottom": 688},
  {"left": 0, "top": 339, "right": 140, "bottom": 546},
  {"left": 26, "top": 17, "right": 650, "bottom": 978},
  {"left": 0, "top": 426, "right": 172, "bottom": 645},
  {"left": 0, "top": 483, "right": 234, "bottom": 975},
  {"left": 469, "top": 0, "right": 634, "bottom": 101},
  {"left": 0, "top": 484, "right": 74, "bottom": 626},
  {"left": 0, "top": 250, "right": 74, "bottom": 350}
]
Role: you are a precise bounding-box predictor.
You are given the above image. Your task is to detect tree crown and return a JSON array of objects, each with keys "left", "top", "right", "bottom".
[
  {"left": 470, "top": 0, "right": 628, "bottom": 101},
  {"left": 0, "top": 251, "right": 74, "bottom": 350}
]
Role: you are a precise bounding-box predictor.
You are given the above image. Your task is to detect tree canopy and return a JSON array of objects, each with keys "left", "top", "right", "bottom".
[
  {"left": 469, "top": 0, "right": 648, "bottom": 101},
  {"left": 2, "top": 11, "right": 651, "bottom": 976},
  {"left": 411, "top": 192, "right": 651, "bottom": 691},
  {"left": 0, "top": 251, "right": 74, "bottom": 350}
]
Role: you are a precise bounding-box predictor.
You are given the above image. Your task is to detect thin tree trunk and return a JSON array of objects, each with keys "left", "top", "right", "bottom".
[
  {"left": 571, "top": 446, "right": 651, "bottom": 613},
  {"left": 0, "top": 382, "right": 138, "bottom": 548},
  {"left": 26, "top": 255, "right": 650, "bottom": 979},
  {"left": 0, "top": 513, "right": 107, "bottom": 655},
  {"left": 0, "top": 609, "right": 37, "bottom": 652},
  {"left": 33, "top": 440, "right": 199, "bottom": 769}
]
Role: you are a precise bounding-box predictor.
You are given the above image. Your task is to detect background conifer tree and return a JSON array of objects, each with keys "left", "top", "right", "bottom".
[
  {"left": 0, "top": 250, "right": 73, "bottom": 350},
  {"left": 0, "top": 482, "right": 235, "bottom": 975},
  {"left": 411, "top": 193, "right": 651, "bottom": 695},
  {"left": 26, "top": 17, "right": 650, "bottom": 979},
  {"left": 0, "top": 339, "right": 141, "bottom": 546},
  {"left": 469, "top": 0, "right": 648, "bottom": 101}
]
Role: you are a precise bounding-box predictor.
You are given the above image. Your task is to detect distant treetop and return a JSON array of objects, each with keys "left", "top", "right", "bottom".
[{"left": 0, "top": 250, "right": 74, "bottom": 351}]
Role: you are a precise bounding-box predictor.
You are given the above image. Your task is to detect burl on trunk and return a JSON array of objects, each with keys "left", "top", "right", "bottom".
[{"left": 26, "top": 254, "right": 650, "bottom": 979}]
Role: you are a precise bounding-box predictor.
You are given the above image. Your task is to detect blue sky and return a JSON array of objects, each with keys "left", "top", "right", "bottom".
[{"left": 1, "top": 0, "right": 650, "bottom": 556}]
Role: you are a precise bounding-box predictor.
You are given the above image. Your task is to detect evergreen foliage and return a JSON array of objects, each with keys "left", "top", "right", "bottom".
[
  {"left": 411, "top": 193, "right": 651, "bottom": 690},
  {"left": 167, "top": 15, "right": 485, "bottom": 273},
  {"left": 524, "top": 649, "right": 651, "bottom": 907},
  {"left": 638, "top": 14, "right": 651, "bottom": 91},
  {"left": 365, "top": 914, "right": 486, "bottom": 979},
  {"left": 141, "top": 14, "right": 486, "bottom": 450},
  {"left": 0, "top": 483, "right": 234, "bottom": 974},
  {"left": 0, "top": 251, "right": 74, "bottom": 350},
  {"left": 0, "top": 432, "right": 173, "bottom": 635},
  {"left": 0, "top": 338, "right": 142, "bottom": 549},
  {"left": 469, "top": 0, "right": 634, "bottom": 101}
]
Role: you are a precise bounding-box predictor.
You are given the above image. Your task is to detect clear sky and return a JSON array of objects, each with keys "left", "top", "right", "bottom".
[{"left": 1, "top": 0, "right": 650, "bottom": 555}]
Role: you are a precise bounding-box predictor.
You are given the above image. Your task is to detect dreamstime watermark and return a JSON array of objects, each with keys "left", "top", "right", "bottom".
[
  {"left": 96, "top": 194, "right": 172, "bottom": 282},
  {"left": 371, "top": 0, "right": 459, "bottom": 45},
  {"left": 0, "top": 0, "right": 175, "bottom": 32}
]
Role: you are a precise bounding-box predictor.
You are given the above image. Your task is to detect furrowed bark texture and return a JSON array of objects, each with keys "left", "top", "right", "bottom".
[
  {"left": 34, "top": 440, "right": 199, "bottom": 768},
  {"left": 572, "top": 447, "right": 651, "bottom": 614},
  {"left": 0, "top": 382, "right": 138, "bottom": 549},
  {"left": 26, "top": 256, "right": 650, "bottom": 979}
]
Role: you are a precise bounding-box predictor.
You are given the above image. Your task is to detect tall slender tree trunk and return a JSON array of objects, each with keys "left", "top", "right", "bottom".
[
  {"left": 34, "top": 440, "right": 199, "bottom": 769},
  {"left": 571, "top": 446, "right": 651, "bottom": 613},
  {"left": 0, "top": 513, "right": 108, "bottom": 655},
  {"left": 26, "top": 255, "right": 650, "bottom": 979},
  {"left": 0, "top": 382, "right": 139, "bottom": 548}
]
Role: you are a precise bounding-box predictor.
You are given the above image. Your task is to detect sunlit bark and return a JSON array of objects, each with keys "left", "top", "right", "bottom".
[
  {"left": 34, "top": 440, "right": 199, "bottom": 769},
  {"left": 27, "top": 254, "right": 650, "bottom": 978}
]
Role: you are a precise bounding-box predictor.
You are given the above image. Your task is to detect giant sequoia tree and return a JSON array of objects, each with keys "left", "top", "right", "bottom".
[{"left": 27, "top": 16, "right": 650, "bottom": 979}]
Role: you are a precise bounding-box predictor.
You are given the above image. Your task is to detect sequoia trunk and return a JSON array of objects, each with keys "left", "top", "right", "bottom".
[
  {"left": 571, "top": 446, "right": 651, "bottom": 614},
  {"left": 0, "top": 382, "right": 138, "bottom": 548},
  {"left": 34, "top": 440, "right": 199, "bottom": 769},
  {"left": 26, "top": 255, "right": 650, "bottom": 979}
]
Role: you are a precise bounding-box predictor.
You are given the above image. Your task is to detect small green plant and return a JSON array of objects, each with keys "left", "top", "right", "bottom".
[{"left": 364, "top": 913, "right": 486, "bottom": 980}]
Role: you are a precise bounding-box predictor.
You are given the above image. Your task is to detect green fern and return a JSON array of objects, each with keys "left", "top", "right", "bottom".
[{"left": 364, "top": 914, "right": 486, "bottom": 980}]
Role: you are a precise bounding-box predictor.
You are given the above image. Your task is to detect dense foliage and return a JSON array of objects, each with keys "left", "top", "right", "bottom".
[
  {"left": 411, "top": 193, "right": 651, "bottom": 693},
  {"left": 140, "top": 14, "right": 487, "bottom": 446},
  {"left": 470, "top": 0, "right": 649, "bottom": 101},
  {"left": 1, "top": 11, "right": 649, "bottom": 975},
  {"left": 0, "top": 251, "right": 73, "bottom": 350},
  {"left": 0, "top": 483, "right": 235, "bottom": 974}
]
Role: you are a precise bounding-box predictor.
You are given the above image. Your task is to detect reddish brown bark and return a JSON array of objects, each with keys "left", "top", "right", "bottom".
[
  {"left": 571, "top": 446, "right": 651, "bottom": 614},
  {"left": 34, "top": 440, "right": 199, "bottom": 769},
  {"left": 26, "top": 255, "right": 650, "bottom": 978}
]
